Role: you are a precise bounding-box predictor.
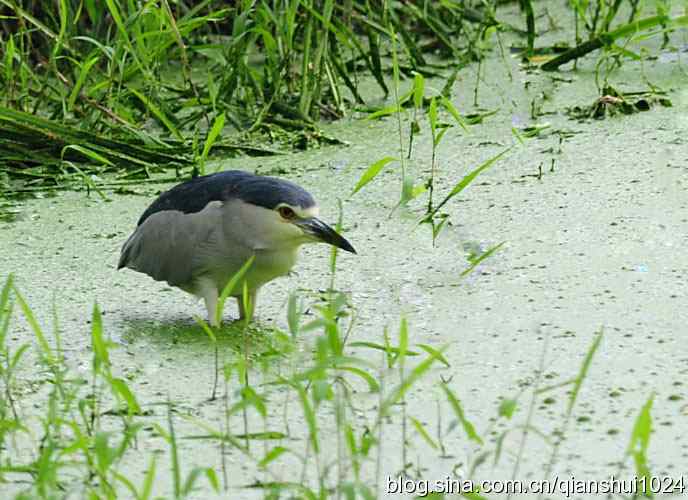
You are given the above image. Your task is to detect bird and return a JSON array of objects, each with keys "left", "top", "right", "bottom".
[{"left": 118, "top": 170, "right": 356, "bottom": 326}]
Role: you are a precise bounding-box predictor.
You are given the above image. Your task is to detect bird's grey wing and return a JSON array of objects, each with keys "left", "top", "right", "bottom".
[{"left": 118, "top": 202, "right": 223, "bottom": 287}]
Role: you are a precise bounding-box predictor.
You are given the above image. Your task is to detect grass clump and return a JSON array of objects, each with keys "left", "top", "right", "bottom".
[
  {"left": 0, "top": 0, "right": 504, "bottom": 193},
  {"left": 0, "top": 267, "right": 661, "bottom": 499},
  {"left": 0, "top": 1, "right": 683, "bottom": 199}
]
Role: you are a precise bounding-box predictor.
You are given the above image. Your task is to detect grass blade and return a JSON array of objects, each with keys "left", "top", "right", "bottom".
[
  {"left": 441, "top": 383, "right": 483, "bottom": 444},
  {"left": 440, "top": 96, "right": 468, "bottom": 132},
  {"left": 68, "top": 54, "right": 100, "bottom": 111},
  {"left": 351, "top": 156, "right": 396, "bottom": 195},
  {"left": 409, "top": 416, "right": 438, "bottom": 450},
  {"left": 460, "top": 241, "right": 506, "bottom": 278},
  {"left": 109, "top": 378, "right": 142, "bottom": 415},
  {"left": 128, "top": 88, "right": 183, "bottom": 141},
  {"left": 216, "top": 255, "right": 255, "bottom": 326},
  {"left": 202, "top": 112, "right": 225, "bottom": 172},
  {"left": 380, "top": 347, "right": 446, "bottom": 416},
  {"left": 427, "top": 147, "right": 511, "bottom": 219},
  {"left": 91, "top": 303, "right": 109, "bottom": 372},
  {"left": 567, "top": 328, "right": 603, "bottom": 414},
  {"left": 13, "top": 285, "right": 53, "bottom": 363},
  {"left": 61, "top": 144, "right": 115, "bottom": 167}
]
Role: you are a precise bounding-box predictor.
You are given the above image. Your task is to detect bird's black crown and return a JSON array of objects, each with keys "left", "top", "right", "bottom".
[{"left": 138, "top": 170, "right": 316, "bottom": 226}]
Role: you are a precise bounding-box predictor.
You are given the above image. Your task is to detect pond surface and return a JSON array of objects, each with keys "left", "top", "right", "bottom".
[{"left": 2, "top": 5, "right": 687, "bottom": 499}]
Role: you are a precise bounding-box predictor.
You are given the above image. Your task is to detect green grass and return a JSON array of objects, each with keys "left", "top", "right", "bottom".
[
  {"left": 0, "top": 269, "right": 656, "bottom": 499},
  {"left": 1, "top": 0, "right": 681, "bottom": 198},
  {"left": 0, "top": 0, "right": 499, "bottom": 193}
]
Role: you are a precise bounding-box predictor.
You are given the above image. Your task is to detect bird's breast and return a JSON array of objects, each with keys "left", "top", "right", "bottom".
[{"left": 249, "top": 248, "right": 299, "bottom": 286}]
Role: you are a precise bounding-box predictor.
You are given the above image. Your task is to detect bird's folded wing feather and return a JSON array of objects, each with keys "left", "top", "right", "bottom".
[{"left": 118, "top": 202, "right": 224, "bottom": 287}]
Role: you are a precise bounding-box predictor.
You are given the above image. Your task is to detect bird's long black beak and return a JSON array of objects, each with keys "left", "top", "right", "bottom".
[{"left": 295, "top": 217, "right": 356, "bottom": 254}]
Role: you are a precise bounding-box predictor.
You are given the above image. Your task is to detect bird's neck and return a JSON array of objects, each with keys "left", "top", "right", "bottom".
[{"left": 249, "top": 246, "right": 300, "bottom": 285}]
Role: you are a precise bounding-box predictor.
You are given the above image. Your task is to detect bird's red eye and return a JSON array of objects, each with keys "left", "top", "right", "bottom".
[{"left": 278, "top": 206, "right": 296, "bottom": 220}]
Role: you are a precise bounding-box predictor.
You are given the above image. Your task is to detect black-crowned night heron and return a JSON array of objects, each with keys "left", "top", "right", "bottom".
[{"left": 118, "top": 170, "right": 356, "bottom": 326}]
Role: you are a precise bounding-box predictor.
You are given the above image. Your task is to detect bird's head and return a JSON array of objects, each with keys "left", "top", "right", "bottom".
[
  {"left": 274, "top": 202, "right": 356, "bottom": 253},
  {"left": 229, "top": 175, "right": 356, "bottom": 254}
]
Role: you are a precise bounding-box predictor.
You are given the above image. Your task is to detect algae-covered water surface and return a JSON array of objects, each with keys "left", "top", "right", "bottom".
[{"left": 1, "top": 1, "right": 688, "bottom": 499}]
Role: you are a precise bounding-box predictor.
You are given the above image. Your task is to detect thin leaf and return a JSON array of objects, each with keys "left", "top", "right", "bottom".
[
  {"left": 62, "top": 144, "right": 115, "bottom": 167},
  {"left": 13, "top": 286, "right": 53, "bottom": 363},
  {"left": 166, "top": 403, "right": 181, "bottom": 498},
  {"left": 109, "top": 378, "right": 142, "bottom": 415},
  {"left": 365, "top": 104, "right": 402, "bottom": 120},
  {"left": 352, "top": 156, "right": 396, "bottom": 195},
  {"left": 413, "top": 72, "right": 425, "bottom": 109},
  {"left": 68, "top": 55, "right": 100, "bottom": 111},
  {"left": 193, "top": 315, "right": 216, "bottom": 342},
  {"left": 258, "top": 446, "right": 288, "bottom": 469},
  {"left": 460, "top": 241, "right": 506, "bottom": 278},
  {"left": 567, "top": 328, "right": 603, "bottom": 414},
  {"left": 441, "top": 383, "right": 483, "bottom": 444},
  {"left": 0, "top": 274, "right": 14, "bottom": 345},
  {"left": 416, "top": 344, "right": 450, "bottom": 367},
  {"left": 409, "top": 417, "right": 438, "bottom": 450},
  {"left": 91, "top": 303, "right": 109, "bottom": 372},
  {"left": 287, "top": 293, "right": 301, "bottom": 339},
  {"left": 348, "top": 341, "right": 420, "bottom": 357},
  {"left": 216, "top": 255, "right": 255, "bottom": 326},
  {"left": 129, "top": 88, "right": 183, "bottom": 141},
  {"left": 440, "top": 96, "right": 468, "bottom": 131},
  {"left": 428, "top": 147, "right": 511, "bottom": 219},
  {"left": 626, "top": 394, "right": 654, "bottom": 456},
  {"left": 141, "top": 455, "right": 157, "bottom": 500},
  {"left": 498, "top": 398, "right": 517, "bottom": 419},
  {"left": 294, "top": 382, "right": 319, "bottom": 453},
  {"left": 381, "top": 347, "right": 447, "bottom": 415},
  {"left": 205, "top": 467, "right": 220, "bottom": 492},
  {"left": 397, "top": 317, "right": 408, "bottom": 365},
  {"left": 202, "top": 112, "right": 225, "bottom": 169},
  {"left": 428, "top": 97, "right": 438, "bottom": 137},
  {"left": 337, "top": 366, "right": 380, "bottom": 393}
]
